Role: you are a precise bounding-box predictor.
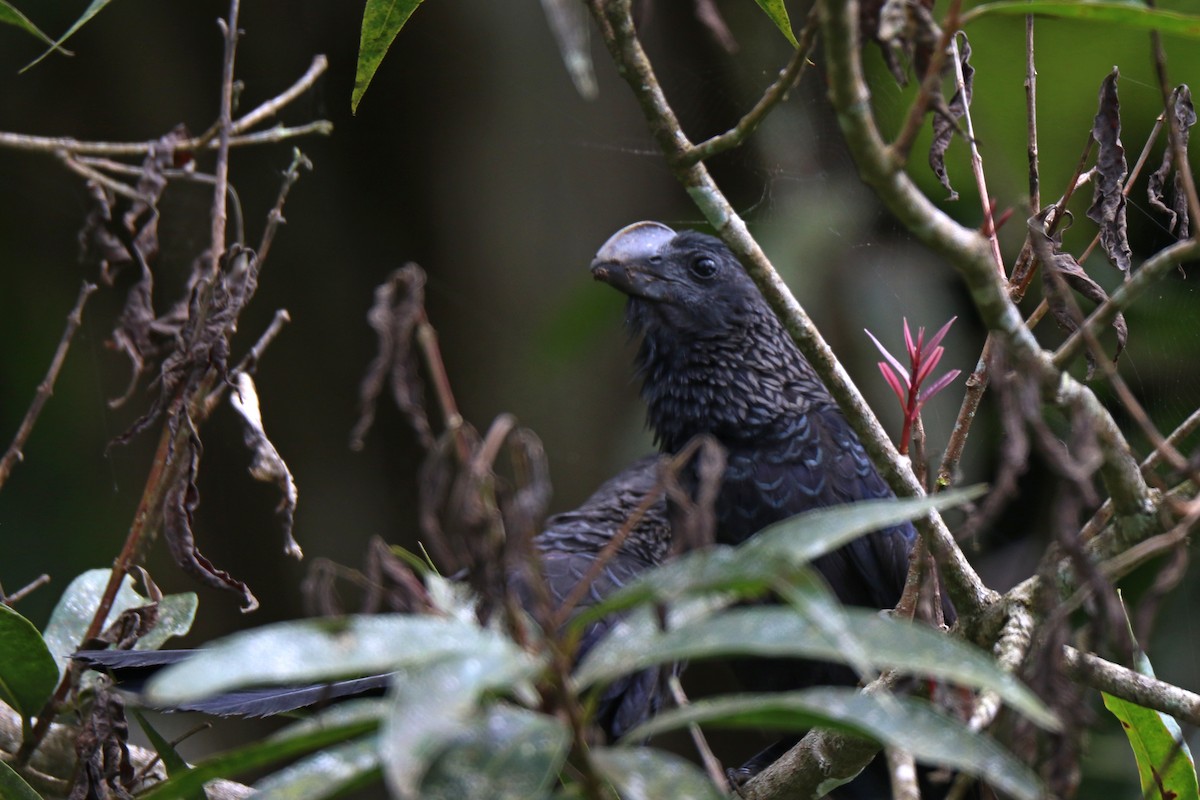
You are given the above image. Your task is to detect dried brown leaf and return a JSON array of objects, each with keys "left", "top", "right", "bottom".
[
  {"left": 1029, "top": 212, "right": 1128, "bottom": 380},
  {"left": 929, "top": 32, "right": 973, "bottom": 200},
  {"left": 230, "top": 372, "right": 302, "bottom": 559},
  {"left": 69, "top": 684, "right": 134, "bottom": 800},
  {"left": 350, "top": 264, "right": 434, "bottom": 451},
  {"left": 1086, "top": 68, "right": 1132, "bottom": 276},
  {"left": 861, "top": 0, "right": 937, "bottom": 85},
  {"left": 162, "top": 422, "right": 259, "bottom": 612},
  {"left": 1148, "top": 84, "right": 1196, "bottom": 239}
]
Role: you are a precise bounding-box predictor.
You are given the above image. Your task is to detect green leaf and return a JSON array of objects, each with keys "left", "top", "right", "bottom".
[
  {"left": 42, "top": 569, "right": 196, "bottom": 679},
  {"left": 0, "top": 750, "right": 44, "bottom": 800},
  {"left": 254, "top": 735, "right": 382, "bottom": 800},
  {"left": 752, "top": 0, "right": 799, "bottom": 48},
  {"left": 575, "top": 604, "right": 1056, "bottom": 731},
  {"left": 963, "top": 1, "right": 1200, "bottom": 39},
  {"left": 130, "top": 711, "right": 208, "bottom": 800},
  {"left": 0, "top": 1, "right": 60, "bottom": 48},
  {"left": 419, "top": 705, "right": 570, "bottom": 800},
  {"left": 352, "top": 0, "right": 426, "bottom": 113},
  {"left": 22, "top": 0, "right": 110, "bottom": 71},
  {"left": 1103, "top": 689, "right": 1200, "bottom": 799},
  {"left": 146, "top": 614, "right": 529, "bottom": 707},
  {"left": 627, "top": 687, "right": 1044, "bottom": 800},
  {"left": 0, "top": 604, "right": 58, "bottom": 720},
  {"left": 590, "top": 747, "right": 725, "bottom": 800},
  {"left": 381, "top": 651, "right": 544, "bottom": 797},
  {"left": 137, "top": 701, "right": 382, "bottom": 800},
  {"left": 1101, "top": 594, "right": 1199, "bottom": 799},
  {"left": 573, "top": 487, "right": 985, "bottom": 630}
]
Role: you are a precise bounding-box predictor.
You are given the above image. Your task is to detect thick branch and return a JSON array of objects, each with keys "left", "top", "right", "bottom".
[{"left": 1062, "top": 646, "right": 1200, "bottom": 728}]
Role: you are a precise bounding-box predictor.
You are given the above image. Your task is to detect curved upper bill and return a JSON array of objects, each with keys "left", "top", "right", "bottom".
[{"left": 590, "top": 221, "right": 677, "bottom": 288}]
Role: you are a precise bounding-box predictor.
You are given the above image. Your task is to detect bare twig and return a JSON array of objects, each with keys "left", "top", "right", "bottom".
[
  {"left": 0, "top": 122, "right": 330, "bottom": 158},
  {"left": 0, "top": 281, "right": 96, "bottom": 491},
  {"left": 0, "top": 574, "right": 50, "bottom": 605},
  {"left": 257, "top": 149, "right": 313, "bottom": 265},
  {"left": 1025, "top": 13, "right": 1040, "bottom": 213},
  {"left": 232, "top": 55, "right": 328, "bottom": 134},
  {"left": 682, "top": 8, "right": 819, "bottom": 165},
  {"left": 886, "top": 747, "right": 920, "bottom": 800},
  {"left": 668, "top": 675, "right": 729, "bottom": 791},
  {"left": 211, "top": 2, "right": 241, "bottom": 276},
  {"left": 950, "top": 33, "right": 1003, "bottom": 275}
]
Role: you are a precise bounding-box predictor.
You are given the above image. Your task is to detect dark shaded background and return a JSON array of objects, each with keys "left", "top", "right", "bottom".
[{"left": 2, "top": 1, "right": 1199, "bottom": 793}]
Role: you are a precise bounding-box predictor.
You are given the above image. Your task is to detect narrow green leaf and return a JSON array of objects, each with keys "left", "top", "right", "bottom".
[
  {"left": 1102, "top": 593, "right": 1199, "bottom": 799},
  {"left": 381, "top": 653, "right": 544, "bottom": 797},
  {"left": 129, "top": 710, "right": 196, "bottom": 781},
  {"left": 0, "top": 754, "right": 44, "bottom": 800},
  {"left": 21, "top": 0, "right": 109, "bottom": 71},
  {"left": 0, "top": 1, "right": 60, "bottom": 47},
  {"left": 146, "top": 614, "right": 524, "bottom": 707},
  {"left": 1103, "top": 690, "right": 1200, "bottom": 800},
  {"left": 43, "top": 569, "right": 196, "bottom": 679},
  {"left": 352, "top": 0, "right": 426, "bottom": 113},
  {"left": 573, "top": 487, "right": 985, "bottom": 629},
  {"left": 254, "top": 735, "right": 382, "bottom": 800},
  {"left": 590, "top": 747, "right": 726, "bottom": 800},
  {"left": 419, "top": 705, "right": 570, "bottom": 800},
  {"left": 0, "top": 605, "right": 58, "bottom": 719},
  {"left": 627, "top": 688, "right": 1044, "bottom": 800},
  {"left": 137, "top": 703, "right": 381, "bottom": 800},
  {"left": 575, "top": 605, "right": 1056, "bottom": 731},
  {"left": 752, "top": 0, "right": 799, "bottom": 48},
  {"left": 963, "top": 1, "right": 1200, "bottom": 39}
]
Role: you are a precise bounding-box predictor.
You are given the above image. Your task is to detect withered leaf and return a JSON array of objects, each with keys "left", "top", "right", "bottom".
[
  {"left": 81, "top": 128, "right": 188, "bottom": 409},
  {"left": 162, "top": 421, "right": 259, "bottom": 612},
  {"left": 1030, "top": 211, "right": 1128, "bottom": 379},
  {"left": 929, "top": 32, "right": 973, "bottom": 201},
  {"left": 230, "top": 372, "right": 302, "bottom": 559},
  {"left": 861, "top": 0, "right": 937, "bottom": 86},
  {"left": 69, "top": 684, "right": 134, "bottom": 800},
  {"left": 350, "top": 264, "right": 435, "bottom": 451},
  {"left": 1086, "top": 68, "right": 1132, "bottom": 277},
  {"left": 1148, "top": 84, "right": 1196, "bottom": 239}
]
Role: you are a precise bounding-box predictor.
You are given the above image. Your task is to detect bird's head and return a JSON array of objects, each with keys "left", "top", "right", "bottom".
[{"left": 590, "top": 221, "right": 764, "bottom": 337}]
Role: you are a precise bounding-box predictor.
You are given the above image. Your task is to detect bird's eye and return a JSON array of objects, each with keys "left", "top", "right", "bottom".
[{"left": 690, "top": 256, "right": 718, "bottom": 279}]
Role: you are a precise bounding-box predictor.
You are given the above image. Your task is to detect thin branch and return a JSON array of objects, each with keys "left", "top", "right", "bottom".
[
  {"left": 1062, "top": 645, "right": 1200, "bottom": 727},
  {"left": 1024, "top": 13, "right": 1040, "bottom": 213},
  {"left": 886, "top": 748, "right": 920, "bottom": 800},
  {"left": 0, "top": 121, "right": 331, "bottom": 158},
  {"left": 232, "top": 55, "right": 328, "bottom": 134},
  {"left": 950, "top": 32, "right": 1003, "bottom": 275},
  {"left": 668, "top": 675, "right": 729, "bottom": 791},
  {"left": 1053, "top": 237, "right": 1200, "bottom": 368},
  {"left": 59, "top": 155, "right": 150, "bottom": 202},
  {"left": 0, "top": 574, "right": 50, "bottom": 605},
  {"left": 257, "top": 149, "right": 313, "bottom": 265},
  {"left": 211, "top": 2, "right": 241, "bottom": 276},
  {"left": 0, "top": 282, "right": 96, "bottom": 491},
  {"left": 681, "top": 8, "right": 819, "bottom": 165}
]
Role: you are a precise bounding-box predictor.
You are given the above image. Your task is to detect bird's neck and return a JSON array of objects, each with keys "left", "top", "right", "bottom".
[{"left": 636, "top": 316, "right": 825, "bottom": 453}]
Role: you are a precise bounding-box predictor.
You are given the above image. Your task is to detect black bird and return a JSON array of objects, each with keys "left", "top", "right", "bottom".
[
  {"left": 77, "top": 456, "right": 673, "bottom": 741},
  {"left": 592, "top": 222, "right": 951, "bottom": 781}
]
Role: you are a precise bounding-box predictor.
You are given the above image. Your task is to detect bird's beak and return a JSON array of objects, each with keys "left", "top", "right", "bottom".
[{"left": 590, "top": 221, "right": 676, "bottom": 298}]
